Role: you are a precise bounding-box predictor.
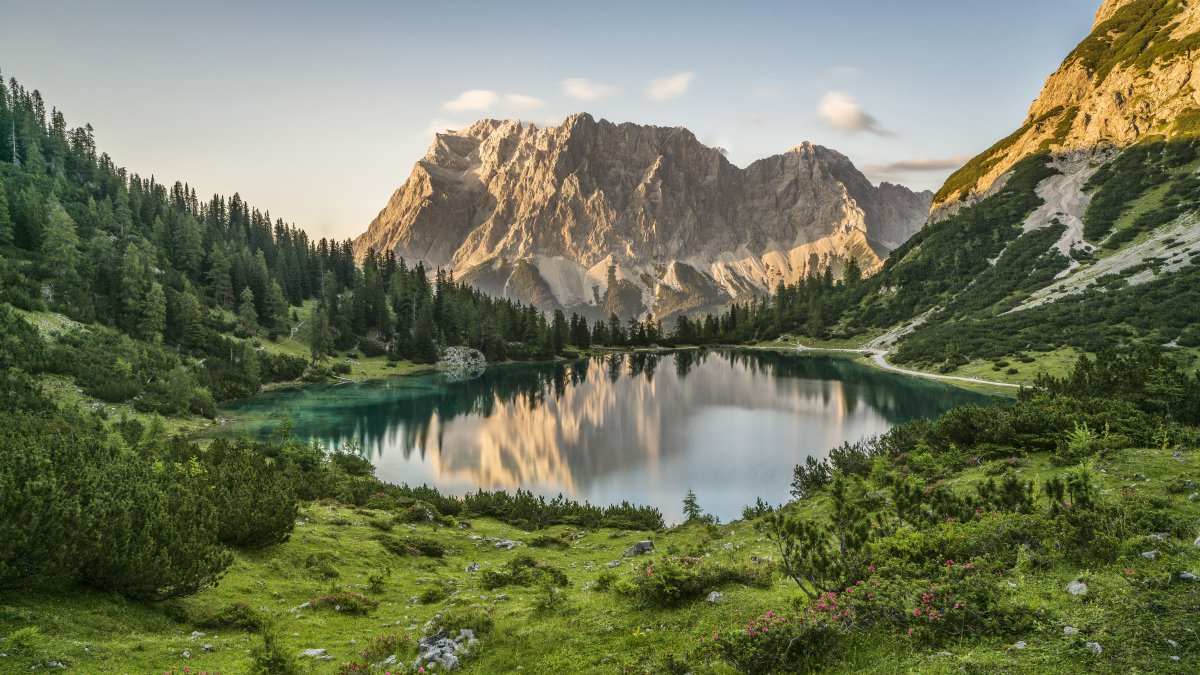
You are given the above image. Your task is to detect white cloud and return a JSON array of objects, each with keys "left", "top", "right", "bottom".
[
  {"left": 560, "top": 77, "right": 620, "bottom": 102},
  {"left": 441, "top": 90, "right": 546, "bottom": 114},
  {"left": 442, "top": 89, "right": 500, "bottom": 113},
  {"left": 502, "top": 93, "right": 547, "bottom": 111},
  {"left": 817, "top": 91, "right": 890, "bottom": 135},
  {"left": 646, "top": 72, "right": 696, "bottom": 102}
]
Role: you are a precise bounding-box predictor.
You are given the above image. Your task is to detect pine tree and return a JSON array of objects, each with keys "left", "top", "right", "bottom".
[
  {"left": 40, "top": 197, "right": 80, "bottom": 300},
  {"left": 842, "top": 257, "right": 861, "bottom": 284},
  {"left": 682, "top": 489, "right": 703, "bottom": 523},
  {"left": 237, "top": 287, "right": 258, "bottom": 335},
  {"left": 411, "top": 300, "right": 438, "bottom": 364},
  {"left": 309, "top": 303, "right": 332, "bottom": 363},
  {"left": 0, "top": 176, "right": 12, "bottom": 246}
]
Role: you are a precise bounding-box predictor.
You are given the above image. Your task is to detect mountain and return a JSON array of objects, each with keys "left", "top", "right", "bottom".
[
  {"left": 933, "top": 0, "right": 1200, "bottom": 219},
  {"left": 354, "top": 114, "right": 931, "bottom": 319},
  {"left": 830, "top": 0, "right": 1200, "bottom": 371}
]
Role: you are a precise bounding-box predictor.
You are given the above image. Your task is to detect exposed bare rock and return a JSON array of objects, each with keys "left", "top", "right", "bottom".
[
  {"left": 932, "top": 0, "right": 1200, "bottom": 219},
  {"left": 355, "top": 114, "right": 931, "bottom": 318}
]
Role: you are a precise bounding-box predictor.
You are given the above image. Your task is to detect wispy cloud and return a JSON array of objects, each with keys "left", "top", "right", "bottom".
[
  {"left": 560, "top": 77, "right": 620, "bottom": 102},
  {"left": 646, "top": 72, "right": 696, "bottom": 102},
  {"left": 817, "top": 91, "right": 890, "bottom": 136},
  {"left": 864, "top": 156, "right": 972, "bottom": 175},
  {"left": 441, "top": 90, "right": 546, "bottom": 113}
]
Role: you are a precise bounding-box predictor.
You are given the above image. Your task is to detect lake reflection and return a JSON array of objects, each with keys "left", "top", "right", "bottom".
[{"left": 215, "top": 350, "right": 995, "bottom": 522}]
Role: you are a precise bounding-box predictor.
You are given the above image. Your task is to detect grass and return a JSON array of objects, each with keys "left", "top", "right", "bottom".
[{"left": 2, "top": 437, "right": 1196, "bottom": 673}]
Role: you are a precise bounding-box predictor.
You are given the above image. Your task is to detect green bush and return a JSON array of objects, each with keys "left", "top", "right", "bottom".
[
  {"left": 709, "top": 612, "right": 843, "bottom": 674},
  {"left": 622, "top": 557, "right": 772, "bottom": 607},
  {"left": 310, "top": 591, "right": 379, "bottom": 615},
  {"left": 374, "top": 534, "right": 447, "bottom": 558},
  {"left": 189, "top": 600, "right": 267, "bottom": 631},
  {"left": 481, "top": 555, "right": 568, "bottom": 590}
]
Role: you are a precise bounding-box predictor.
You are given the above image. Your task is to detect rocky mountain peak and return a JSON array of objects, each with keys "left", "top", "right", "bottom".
[{"left": 355, "top": 114, "right": 931, "bottom": 319}]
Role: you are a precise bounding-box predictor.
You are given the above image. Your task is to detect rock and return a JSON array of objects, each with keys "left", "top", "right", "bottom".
[
  {"left": 409, "top": 596, "right": 419, "bottom": 603},
  {"left": 1085, "top": 642, "right": 1102, "bottom": 655},
  {"left": 300, "top": 648, "right": 333, "bottom": 660},
  {"left": 1179, "top": 572, "right": 1196, "bottom": 581},
  {"left": 605, "top": 560, "right": 622, "bottom": 568},
  {"left": 189, "top": 631, "right": 205, "bottom": 639},
  {"left": 202, "top": 644, "right": 214, "bottom": 652},
  {"left": 1064, "top": 626, "right": 1077, "bottom": 636},
  {"left": 1171, "top": 655, "right": 1181, "bottom": 662},
  {"left": 458, "top": 629, "right": 475, "bottom": 642},
  {"left": 181, "top": 651, "right": 190, "bottom": 659},
  {"left": 1142, "top": 550, "right": 1158, "bottom": 560},
  {"left": 1194, "top": 536, "right": 1200, "bottom": 548},
  {"left": 468, "top": 535, "right": 483, "bottom": 541},
  {"left": 353, "top": 115, "right": 932, "bottom": 319},
  {"left": 1168, "top": 639, "right": 1179, "bottom": 648},
  {"left": 494, "top": 539, "right": 519, "bottom": 550},
  {"left": 1012, "top": 641, "right": 1027, "bottom": 650},
  {"left": 1149, "top": 532, "right": 1170, "bottom": 541},
  {"left": 707, "top": 591, "right": 722, "bottom": 603},
  {"left": 495, "top": 593, "right": 509, "bottom": 601},
  {"left": 623, "top": 540, "right": 655, "bottom": 557},
  {"left": 466, "top": 562, "right": 480, "bottom": 572},
  {"left": 437, "top": 652, "right": 461, "bottom": 670},
  {"left": 1066, "top": 580, "right": 1088, "bottom": 596}
]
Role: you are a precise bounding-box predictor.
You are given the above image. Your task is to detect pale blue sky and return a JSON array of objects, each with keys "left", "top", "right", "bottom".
[{"left": 1, "top": 0, "right": 1099, "bottom": 240}]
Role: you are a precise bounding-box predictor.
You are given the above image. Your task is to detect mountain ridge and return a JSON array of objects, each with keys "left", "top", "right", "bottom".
[{"left": 355, "top": 113, "right": 931, "bottom": 319}]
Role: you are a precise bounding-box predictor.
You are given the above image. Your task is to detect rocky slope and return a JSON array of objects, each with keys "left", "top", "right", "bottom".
[
  {"left": 355, "top": 114, "right": 931, "bottom": 319},
  {"left": 932, "top": 0, "right": 1200, "bottom": 219}
]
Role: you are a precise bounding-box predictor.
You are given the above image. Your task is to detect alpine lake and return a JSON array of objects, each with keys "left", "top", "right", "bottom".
[{"left": 211, "top": 349, "right": 997, "bottom": 523}]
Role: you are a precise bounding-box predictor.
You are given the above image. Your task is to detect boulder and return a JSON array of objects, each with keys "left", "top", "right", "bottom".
[
  {"left": 1066, "top": 580, "right": 1088, "bottom": 596},
  {"left": 707, "top": 591, "right": 722, "bottom": 603},
  {"left": 623, "top": 540, "right": 655, "bottom": 557}
]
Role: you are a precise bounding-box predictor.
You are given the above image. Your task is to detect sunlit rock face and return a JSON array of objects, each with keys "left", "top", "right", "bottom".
[
  {"left": 932, "top": 0, "right": 1200, "bottom": 219},
  {"left": 354, "top": 114, "right": 931, "bottom": 319}
]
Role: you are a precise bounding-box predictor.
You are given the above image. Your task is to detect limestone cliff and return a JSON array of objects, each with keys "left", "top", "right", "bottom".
[
  {"left": 355, "top": 114, "right": 931, "bottom": 319},
  {"left": 932, "top": 0, "right": 1200, "bottom": 219}
]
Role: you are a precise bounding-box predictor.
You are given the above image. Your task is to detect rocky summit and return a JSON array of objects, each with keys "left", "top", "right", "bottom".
[
  {"left": 932, "top": 0, "right": 1200, "bottom": 219},
  {"left": 354, "top": 113, "right": 931, "bottom": 319}
]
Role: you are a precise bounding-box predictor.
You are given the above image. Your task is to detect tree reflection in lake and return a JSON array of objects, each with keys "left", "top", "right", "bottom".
[{"left": 215, "top": 349, "right": 995, "bottom": 521}]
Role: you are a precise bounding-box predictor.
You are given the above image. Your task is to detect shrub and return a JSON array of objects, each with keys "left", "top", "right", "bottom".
[
  {"left": 418, "top": 585, "right": 450, "bottom": 604},
  {"left": 430, "top": 604, "right": 494, "bottom": 637},
  {"left": 304, "top": 552, "right": 340, "bottom": 580},
  {"left": 708, "top": 611, "right": 843, "bottom": 674},
  {"left": 248, "top": 625, "right": 301, "bottom": 675},
  {"left": 529, "top": 534, "right": 570, "bottom": 549},
  {"left": 622, "top": 557, "right": 772, "bottom": 607},
  {"left": 481, "top": 555, "right": 568, "bottom": 590},
  {"left": 190, "top": 600, "right": 267, "bottom": 631},
  {"left": 593, "top": 569, "right": 619, "bottom": 592},
  {"left": 374, "top": 534, "right": 447, "bottom": 558},
  {"left": 310, "top": 591, "right": 379, "bottom": 615}
]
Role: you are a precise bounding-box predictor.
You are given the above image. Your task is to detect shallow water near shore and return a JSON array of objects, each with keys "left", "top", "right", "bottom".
[{"left": 214, "top": 349, "right": 995, "bottom": 522}]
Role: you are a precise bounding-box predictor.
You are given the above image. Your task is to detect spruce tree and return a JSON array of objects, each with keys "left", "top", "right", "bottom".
[
  {"left": 40, "top": 197, "right": 80, "bottom": 301},
  {"left": 0, "top": 176, "right": 12, "bottom": 246},
  {"left": 238, "top": 287, "right": 258, "bottom": 335}
]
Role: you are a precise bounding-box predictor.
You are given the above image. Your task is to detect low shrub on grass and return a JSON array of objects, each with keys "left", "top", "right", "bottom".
[
  {"left": 304, "top": 552, "right": 340, "bottom": 579},
  {"left": 622, "top": 557, "right": 773, "bottom": 607},
  {"left": 374, "top": 534, "right": 447, "bottom": 557},
  {"left": 430, "top": 604, "right": 494, "bottom": 637},
  {"left": 706, "top": 611, "right": 843, "bottom": 673},
  {"left": 310, "top": 591, "right": 379, "bottom": 615},
  {"left": 529, "top": 534, "right": 570, "bottom": 549},
  {"left": 189, "top": 600, "right": 267, "bottom": 631},
  {"left": 481, "top": 555, "right": 568, "bottom": 590}
]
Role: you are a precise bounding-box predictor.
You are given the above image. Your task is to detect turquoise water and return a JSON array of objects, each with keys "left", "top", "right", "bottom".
[{"left": 215, "top": 350, "right": 995, "bottom": 522}]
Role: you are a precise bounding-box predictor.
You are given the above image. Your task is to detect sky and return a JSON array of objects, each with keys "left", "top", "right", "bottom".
[{"left": 1, "top": 0, "right": 1100, "bottom": 241}]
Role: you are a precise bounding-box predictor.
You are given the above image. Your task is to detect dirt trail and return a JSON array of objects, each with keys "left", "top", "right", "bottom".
[{"left": 783, "top": 339, "right": 1023, "bottom": 389}]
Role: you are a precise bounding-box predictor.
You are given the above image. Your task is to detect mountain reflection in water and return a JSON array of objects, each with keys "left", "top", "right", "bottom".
[{"left": 215, "top": 350, "right": 995, "bottom": 521}]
